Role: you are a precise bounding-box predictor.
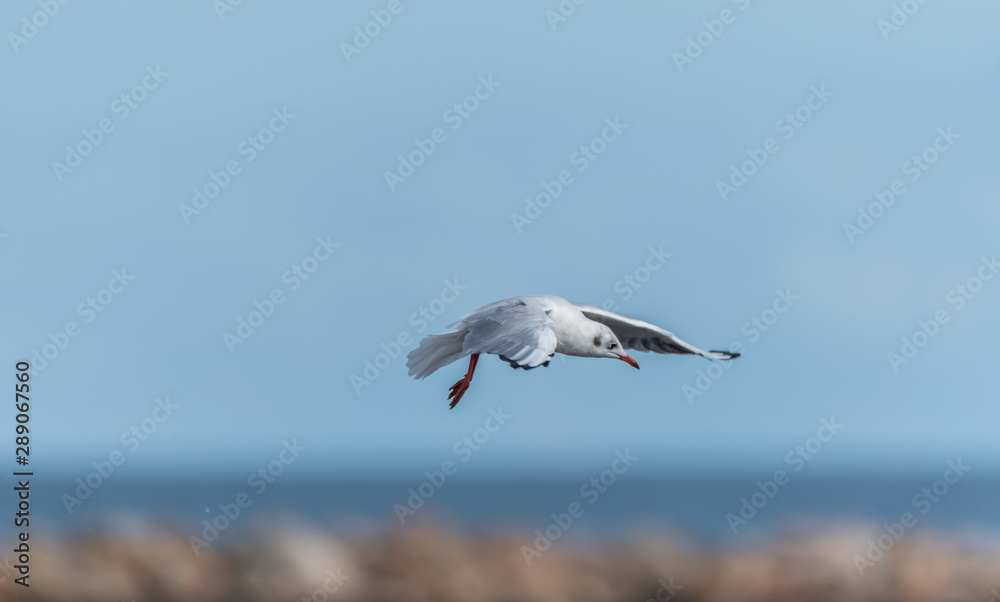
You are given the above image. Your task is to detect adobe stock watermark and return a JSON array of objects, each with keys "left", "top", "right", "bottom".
[
  {"left": 520, "top": 449, "right": 637, "bottom": 565},
  {"left": 726, "top": 417, "right": 843, "bottom": 534},
  {"left": 672, "top": 0, "right": 754, "bottom": 73},
  {"left": 7, "top": 0, "right": 73, "bottom": 55},
  {"left": 301, "top": 567, "right": 350, "bottom": 602},
  {"left": 394, "top": 407, "right": 510, "bottom": 523},
  {"left": 28, "top": 268, "right": 135, "bottom": 376},
  {"left": 877, "top": 0, "right": 933, "bottom": 41},
  {"left": 510, "top": 117, "right": 627, "bottom": 234},
  {"left": 717, "top": 85, "right": 833, "bottom": 201},
  {"left": 341, "top": 0, "right": 411, "bottom": 63},
  {"left": 598, "top": 246, "right": 671, "bottom": 313},
  {"left": 350, "top": 278, "right": 467, "bottom": 395},
  {"left": 223, "top": 236, "right": 339, "bottom": 352},
  {"left": 189, "top": 439, "right": 306, "bottom": 556},
  {"left": 682, "top": 287, "right": 799, "bottom": 405},
  {"left": 842, "top": 127, "right": 958, "bottom": 244},
  {"left": 853, "top": 459, "right": 970, "bottom": 574},
  {"left": 179, "top": 107, "right": 295, "bottom": 223},
  {"left": 544, "top": 0, "right": 591, "bottom": 31},
  {"left": 887, "top": 254, "right": 997, "bottom": 372},
  {"left": 384, "top": 75, "right": 501, "bottom": 192},
  {"left": 61, "top": 396, "right": 179, "bottom": 514},
  {"left": 51, "top": 65, "right": 168, "bottom": 182},
  {"left": 643, "top": 577, "right": 683, "bottom": 602},
  {"left": 212, "top": 0, "right": 248, "bottom": 22},
  {"left": 0, "top": 554, "right": 22, "bottom": 586}
]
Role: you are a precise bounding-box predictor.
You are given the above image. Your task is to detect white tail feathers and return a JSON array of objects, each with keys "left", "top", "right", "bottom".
[{"left": 406, "top": 330, "right": 468, "bottom": 379}]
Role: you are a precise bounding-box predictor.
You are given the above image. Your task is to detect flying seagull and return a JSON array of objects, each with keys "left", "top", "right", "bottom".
[{"left": 406, "top": 295, "right": 739, "bottom": 409}]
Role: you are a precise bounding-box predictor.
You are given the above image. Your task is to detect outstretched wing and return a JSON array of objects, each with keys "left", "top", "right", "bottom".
[
  {"left": 573, "top": 304, "right": 739, "bottom": 360},
  {"left": 460, "top": 298, "right": 558, "bottom": 370}
]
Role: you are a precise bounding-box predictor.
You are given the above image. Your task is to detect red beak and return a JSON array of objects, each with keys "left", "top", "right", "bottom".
[{"left": 617, "top": 354, "right": 640, "bottom": 370}]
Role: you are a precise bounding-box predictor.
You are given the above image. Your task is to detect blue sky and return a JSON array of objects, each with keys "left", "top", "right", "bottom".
[{"left": 2, "top": 1, "right": 998, "bottom": 480}]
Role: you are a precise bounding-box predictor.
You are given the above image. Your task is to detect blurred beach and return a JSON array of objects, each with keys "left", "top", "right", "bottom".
[
  {"left": 8, "top": 522, "right": 1000, "bottom": 601},
  {"left": 8, "top": 475, "right": 1000, "bottom": 601}
]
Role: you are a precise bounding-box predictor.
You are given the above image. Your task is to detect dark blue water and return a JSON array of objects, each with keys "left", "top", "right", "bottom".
[{"left": 26, "top": 474, "right": 1000, "bottom": 545}]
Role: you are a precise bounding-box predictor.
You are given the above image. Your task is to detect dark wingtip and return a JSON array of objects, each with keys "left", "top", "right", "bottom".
[{"left": 710, "top": 350, "right": 741, "bottom": 360}]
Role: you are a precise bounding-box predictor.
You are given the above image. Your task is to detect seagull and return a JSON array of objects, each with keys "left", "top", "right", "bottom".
[{"left": 406, "top": 295, "right": 739, "bottom": 409}]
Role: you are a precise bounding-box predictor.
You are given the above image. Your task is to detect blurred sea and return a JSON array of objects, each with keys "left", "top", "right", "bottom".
[{"left": 28, "top": 473, "right": 1000, "bottom": 543}]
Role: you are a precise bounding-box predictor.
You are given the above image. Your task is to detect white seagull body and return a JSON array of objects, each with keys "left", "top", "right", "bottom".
[{"left": 405, "top": 295, "right": 739, "bottom": 408}]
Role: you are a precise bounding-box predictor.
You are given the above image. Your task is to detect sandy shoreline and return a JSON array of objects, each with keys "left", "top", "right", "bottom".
[{"left": 7, "top": 523, "right": 1000, "bottom": 601}]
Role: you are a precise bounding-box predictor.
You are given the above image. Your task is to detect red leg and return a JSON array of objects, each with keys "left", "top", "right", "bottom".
[{"left": 447, "top": 354, "right": 479, "bottom": 409}]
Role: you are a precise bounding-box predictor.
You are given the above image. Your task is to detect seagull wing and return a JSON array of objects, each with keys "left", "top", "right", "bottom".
[
  {"left": 459, "top": 298, "right": 558, "bottom": 370},
  {"left": 573, "top": 304, "right": 739, "bottom": 360}
]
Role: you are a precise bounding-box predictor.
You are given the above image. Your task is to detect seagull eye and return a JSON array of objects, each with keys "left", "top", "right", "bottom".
[{"left": 610, "top": 342, "right": 618, "bottom": 349}]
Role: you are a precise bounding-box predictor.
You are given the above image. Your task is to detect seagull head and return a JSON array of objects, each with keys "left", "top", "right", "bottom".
[{"left": 591, "top": 325, "right": 639, "bottom": 370}]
